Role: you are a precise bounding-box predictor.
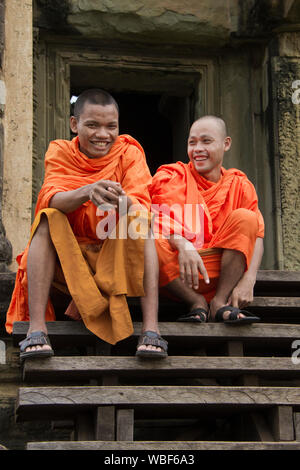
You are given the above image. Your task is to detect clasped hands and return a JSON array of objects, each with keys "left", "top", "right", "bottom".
[{"left": 89, "top": 180, "right": 126, "bottom": 210}]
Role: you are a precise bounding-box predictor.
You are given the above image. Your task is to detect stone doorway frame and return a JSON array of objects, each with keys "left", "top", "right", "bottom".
[{"left": 33, "top": 42, "right": 217, "bottom": 209}]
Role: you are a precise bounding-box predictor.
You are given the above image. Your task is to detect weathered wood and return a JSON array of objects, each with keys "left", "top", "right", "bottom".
[
  {"left": 293, "top": 412, "right": 300, "bottom": 441},
  {"left": 13, "top": 321, "right": 300, "bottom": 348},
  {"left": 95, "top": 406, "right": 115, "bottom": 441},
  {"left": 256, "top": 270, "right": 300, "bottom": 284},
  {"left": 116, "top": 409, "right": 134, "bottom": 441},
  {"left": 16, "top": 386, "right": 300, "bottom": 422},
  {"left": 22, "top": 356, "right": 300, "bottom": 382},
  {"left": 26, "top": 440, "right": 300, "bottom": 450},
  {"left": 268, "top": 406, "right": 294, "bottom": 441}
]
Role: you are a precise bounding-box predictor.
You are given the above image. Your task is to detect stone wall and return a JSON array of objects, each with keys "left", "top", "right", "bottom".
[
  {"left": 0, "top": 0, "right": 12, "bottom": 271},
  {"left": 2, "top": 0, "right": 33, "bottom": 271},
  {"left": 271, "top": 33, "right": 300, "bottom": 270}
]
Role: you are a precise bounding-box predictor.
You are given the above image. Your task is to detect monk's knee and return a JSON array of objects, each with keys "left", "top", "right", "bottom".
[
  {"left": 33, "top": 213, "right": 51, "bottom": 240},
  {"left": 228, "top": 209, "right": 258, "bottom": 236}
]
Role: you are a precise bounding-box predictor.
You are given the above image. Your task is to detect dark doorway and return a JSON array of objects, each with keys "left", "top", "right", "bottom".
[
  {"left": 71, "top": 88, "right": 192, "bottom": 175},
  {"left": 113, "top": 92, "right": 173, "bottom": 175}
]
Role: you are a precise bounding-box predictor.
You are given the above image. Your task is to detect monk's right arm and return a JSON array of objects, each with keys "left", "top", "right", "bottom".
[
  {"left": 49, "top": 180, "right": 125, "bottom": 213},
  {"left": 49, "top": 185, "right": 92, "bottom": 213},
  {"left": 169, "top": 235, "right": 210, "bottom": 289}
]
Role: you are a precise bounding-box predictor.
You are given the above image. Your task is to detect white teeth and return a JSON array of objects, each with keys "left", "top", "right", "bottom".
[{"left": 93, "top": 142, "right": 108, "bottom": 147}]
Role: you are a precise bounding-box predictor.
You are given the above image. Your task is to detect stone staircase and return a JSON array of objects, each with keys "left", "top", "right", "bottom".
[{"left": 11, "top": 270, "right": 300, "bottom": 450}]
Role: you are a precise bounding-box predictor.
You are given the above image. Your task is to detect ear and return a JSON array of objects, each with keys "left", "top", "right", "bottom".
[
  {"left": 224, "top": 136, "right": 232, "bottom": 152},
  {"left": 70, "top": 116, "right": 78, "bottom": 134}
]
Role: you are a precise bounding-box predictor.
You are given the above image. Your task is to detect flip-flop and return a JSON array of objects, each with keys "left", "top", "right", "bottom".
[
  {"left": 135, "top": 330, "right": 168, "bottom": 359},
  {"left": 177, "top": 308, "right": 208, "bottom": 323},
  {"left": 19, "top": 331, "right": 54, "bottom": 361},
  {"left": 215, "top": 306, "right": 260, "bottom": 325}
]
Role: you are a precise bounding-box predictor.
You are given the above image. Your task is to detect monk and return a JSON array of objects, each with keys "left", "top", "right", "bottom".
[
  {"left": 149, "top": 115, "right": 264, "bottom": 323},
  {"left": 6, "top": 88, "right": 168, "bottom": 359}
]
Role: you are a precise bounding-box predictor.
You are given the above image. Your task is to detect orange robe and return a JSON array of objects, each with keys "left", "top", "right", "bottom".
[
  {"left": 6, "top": 135, "right": 152, "bottom": 344},
  {"left": 149, "top": 162, "right": 264, "bottom": 303}
]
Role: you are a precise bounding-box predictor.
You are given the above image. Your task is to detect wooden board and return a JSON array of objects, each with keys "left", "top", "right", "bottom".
[
  {"left": 22, "top": 356, "right": 300, "bottom": 382},
  {"left": 16, "top": 386, "right": 300, "bottom": 421},
  {"left": 12, "top": 321, "right": 300, "bottom": 347},
  {"left": 26, "top": 440, "right": 300, "bottom": 450}
]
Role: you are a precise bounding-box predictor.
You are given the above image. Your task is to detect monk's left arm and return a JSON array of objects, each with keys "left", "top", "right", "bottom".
[{"left": 230, "top": 237, "right": 264, "bottom": 308}]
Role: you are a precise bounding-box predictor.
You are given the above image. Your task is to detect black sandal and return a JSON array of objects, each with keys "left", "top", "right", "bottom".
[
  {"left": 177, "top": 308, "right": 208, "bottom": 323},
  {"left": 136, "top": 331, "right": 168, "bottom": 359},
  {"left": 19, "top": 331, "right": 54, "bottom": 361},
  {"left": 215, "top": 306, "right": 260, "bottom": 325}
]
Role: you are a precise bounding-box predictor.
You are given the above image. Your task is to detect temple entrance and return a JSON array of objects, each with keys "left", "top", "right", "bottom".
[{"left": 70, "top": 65, "right": 199, "bottom": 174}]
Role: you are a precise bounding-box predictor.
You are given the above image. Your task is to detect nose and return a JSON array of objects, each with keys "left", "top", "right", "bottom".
[
  {"left": 95, "top": 126, "right": 109, "bottom": 139},
  {"left": 194, "top": 141, "right": 205, "bottom": 152}
]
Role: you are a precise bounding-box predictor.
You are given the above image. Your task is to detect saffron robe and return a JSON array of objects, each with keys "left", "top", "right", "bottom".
[
  {"left": 6, "top": 135, "right": 152, "bottom": 344},
  {"left": 149, "top": 161, "right": 264, "bottom": 302}
]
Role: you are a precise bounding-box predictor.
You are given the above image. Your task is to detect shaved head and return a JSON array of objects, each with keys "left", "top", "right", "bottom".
[
  {"left": 191, "top": 115, "right": 228, "bottom": 139},
  {"left": 73, "top": 88, "right": 119, "bottom": 119}
]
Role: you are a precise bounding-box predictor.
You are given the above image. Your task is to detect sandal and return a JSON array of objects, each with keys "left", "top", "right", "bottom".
[
  {"left": 215, "top": 306, "right": 260, "bottom": 325},
  {"left": 177, "top": 308, "right": 208, "bottom": 323},
  {"left": 135, "top": 331, "right": 168, "bottom": 359},
  {"left": 19, "top": 331, "right": 54, "bottom": 361}
]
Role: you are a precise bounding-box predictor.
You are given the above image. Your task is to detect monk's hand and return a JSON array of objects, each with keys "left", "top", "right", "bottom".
[
  {"left": 89, "top": 180, "right": 126, "bottom": 209},
  {"left": 229, "top": 274, "right": 256, "bottom": 309},
  {"left": 176, "top": 238, "right": 210, "bottom": 290}
]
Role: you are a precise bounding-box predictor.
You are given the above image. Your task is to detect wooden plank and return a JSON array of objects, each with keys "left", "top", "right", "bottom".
[
  {"left": 22, "top": 356, "right": 300, "bottom": 382},
  {"left": 293, "top": 412, "right": 300, "bottom": 440},
  {"left": 16, "top": 386, "right": 300, "bottom": 422},
  {"left": 256, "top": 270, "right": 300, "bottom": 284},
  {"left": 95, "top": 406, "right": 115, "bottom": 441},
  {"left": 250, "top": 297, "right": 300, "bottom": 308},
  {"left": 13, "top": 321, "right": 300, "bottom": 347},
  {"left": 26, "top": 440, "right": 300, "bottom": 450},
  {"left": 116, "top": 409, "right": 134, "bottom": 441},
  {"left": 268, "top": 406, "right": 294, "bottom": 441}
]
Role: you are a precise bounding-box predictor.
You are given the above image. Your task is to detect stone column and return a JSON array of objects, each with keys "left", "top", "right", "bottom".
[
  {"left": 0, "top": 0, "right": 12, "bottom": 272},
  {"left": 271, "top": 32, "right": 300, "bottom": 271},
  {"left": 2, "top": 0, "right": 33, "bottom": 271}
]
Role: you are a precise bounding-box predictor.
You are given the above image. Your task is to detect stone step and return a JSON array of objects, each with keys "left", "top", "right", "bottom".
[
  {"left": 26, "top": 440, "right": 300, "bottom": 450},
  {"left": 16, "top": 385, "right": 300, "bottom": 422},
  {"left": 22, "top": 356, "right": 300, "bottom": 383}
]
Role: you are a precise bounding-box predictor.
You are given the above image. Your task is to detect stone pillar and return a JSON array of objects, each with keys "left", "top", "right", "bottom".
[
  {"left": 2, "top": 0, "right": 33, "bottom": 271},
  {"left": 271, "top": 32, "right": 300, "bottom": 271},
  {"left": 0, "top": 0, "right": 12, "bottom": 272}
]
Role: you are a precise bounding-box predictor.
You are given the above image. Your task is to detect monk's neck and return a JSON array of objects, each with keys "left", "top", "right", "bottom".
[{"left": 198, "top": 168, "right": 222, "bottom": 183}]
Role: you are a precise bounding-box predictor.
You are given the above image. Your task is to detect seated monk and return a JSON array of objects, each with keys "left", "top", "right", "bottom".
[
  {"left": 149, "top": 115, "right": 264, "bottom": 324},
  {"left": 6, "top": 88, "right": 168, "bottom": 360}
]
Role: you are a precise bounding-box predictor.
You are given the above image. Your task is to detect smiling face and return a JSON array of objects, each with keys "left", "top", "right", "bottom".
[
  {"left": 70, "top": 102, "right": 119, "bottom": 158},
  {"left": 187, "top": 117, "right": 231, "bottom": 182}
]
